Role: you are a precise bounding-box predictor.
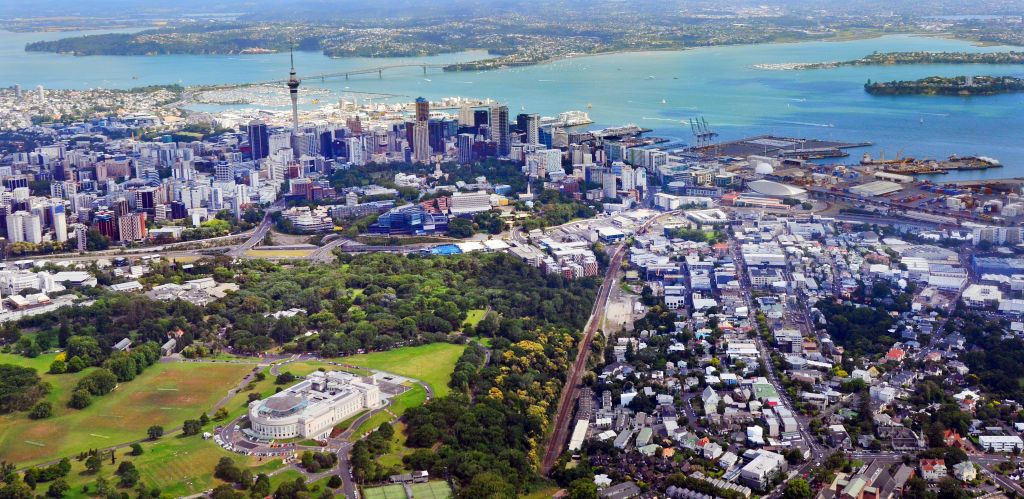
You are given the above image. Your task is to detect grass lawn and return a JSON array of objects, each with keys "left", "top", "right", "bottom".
[
  {"left": 350, "top": 411, "right": 394, "bottom": 442},
  {"left": 375, "top": 421, "right": 411, "bottom": 472},
  {"left": 219, "top": 366, "right": 275, "bottom": 422},
  {"left": 245, "top": 249, "right": 313, "bottom": 259},
  {"left": 410, "top": 481, "right": 452, "bottom": 499},
  {"left": 350, "top": 384, "right": 427, "bottom": 442},
  {"left": 41, "top": 433, "right": 282, "bottom": 499},
  {"left": 520, "top": 485, "right": 562, "bottom": 499},
  {"left": 389, "top": 385, "right": 427, "bottom": 415},
  {"left": 169, "top": 256, "right": 202, "bottom": 264},
  {"left": 281, "top": 361, "right": 371, "bottom": 378},
  {"left": 333, "top": 410, "right": 367, "bottom": 432},
  {"left": 462, "top": 309, "right": 486, "bottom": 328},
  {"left": 0, "top": 361, "right": 252, "bottom": 466},
  {"left": 342, "top": 343, "right": 466, "bottom": 398},
  {"left": 363, "top": 484, "right": 408, "bottom": 499},
  {"left": 268, "top": 469, "right": 305, "bottom": 490},
  {"left": 0, "top": 351, "right": 60, "bottom": 372}
]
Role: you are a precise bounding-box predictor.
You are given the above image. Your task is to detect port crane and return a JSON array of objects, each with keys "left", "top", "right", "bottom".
[{"left": 689, "top": 116, "right": 718, "bottom": 149}]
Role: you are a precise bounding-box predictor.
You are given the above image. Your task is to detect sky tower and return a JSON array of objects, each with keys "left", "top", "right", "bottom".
[{"left": 287, "top": 45, "right": 300, "bottom": 134}]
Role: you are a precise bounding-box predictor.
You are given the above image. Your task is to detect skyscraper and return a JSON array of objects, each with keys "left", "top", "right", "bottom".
[
  {"left": 490, "top": 105, "right": 510, "bottom": 156},
  {"left": 457, "top": 133, "right": 474, "bottom": 164},
  {"left": 473, "top": 109, "right": 490, "bottom": 131},
  {"left": 50, "top": 204, "right": 67, "bottom": 242},
  {"left": 525, "top": 114, "right": 540, "bottom": 145},
  {"left": 413, "top": 122, "right": 431, "bottom": 164},
  {"left": 287, "top": 47, "right": 301, "bottom": 134},
  {"left": 247, "top": 120, "right": 270, "bottom": 160},
  {"left": 415, "top": 97, "right": 430, "bottom": 122}
]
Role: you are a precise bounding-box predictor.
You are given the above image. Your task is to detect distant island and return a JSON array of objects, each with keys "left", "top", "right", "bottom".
[
  {"left": 757, "top": 51, "right": 1024, "bottom": 70},
  {"left": 22, "top": 18, "right": 834, "bottom": 71},
  {"left": 864, "top": 75, "right": 1024, "bottom": 96}
]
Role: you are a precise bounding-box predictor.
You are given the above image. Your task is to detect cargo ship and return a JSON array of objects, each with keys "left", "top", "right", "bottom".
[{"left": 861, "top": 153, "right": 1001, "bottom": 174}]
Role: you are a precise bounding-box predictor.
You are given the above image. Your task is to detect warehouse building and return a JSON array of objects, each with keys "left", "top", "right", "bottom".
[{"left": 849, "top": 180, "right": 903, "bottom": 197}]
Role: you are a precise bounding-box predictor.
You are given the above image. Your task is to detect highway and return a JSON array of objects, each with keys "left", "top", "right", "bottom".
[{"left": 227, "top": 201, "right": 283, "bottom": 257}]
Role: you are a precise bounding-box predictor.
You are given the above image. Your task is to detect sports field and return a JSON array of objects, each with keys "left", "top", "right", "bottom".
[
  {"left": 343, "top": 343, "right": 466, "bottom": 398},
  {"left": 411, "top": 481, "right": 452, "bottom": 499},
  {"left": 363, "top": 484, "right": 410, "bottom": 499},
  {"left": 362, "top": 481, "right": 451, "bottom": 499},
  {"left": 244, "top": 249, "right": 314, "bottom": 259},
  {"left": 0, "top": 360, "right": 253, "bottom": 466}
]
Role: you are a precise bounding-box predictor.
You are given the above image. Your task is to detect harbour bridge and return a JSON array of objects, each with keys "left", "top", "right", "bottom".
[{"left": 262, "top": 62, "right": 449, "bottom": 84}]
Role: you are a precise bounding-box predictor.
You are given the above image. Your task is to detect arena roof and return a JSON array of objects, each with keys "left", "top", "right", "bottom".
[{"left": 746, "top": 180, "right": 807, "bottom": 198}]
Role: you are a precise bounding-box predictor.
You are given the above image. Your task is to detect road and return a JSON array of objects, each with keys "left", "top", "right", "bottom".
[
  {"left": 541, "top": 210, "right": 678, "bottom": 475},
  {"left": 227, "top": 202, "right": 282, "bottom": 257},
  {"left": 728, "top": 237, "right": 825, "bottom": 497}
]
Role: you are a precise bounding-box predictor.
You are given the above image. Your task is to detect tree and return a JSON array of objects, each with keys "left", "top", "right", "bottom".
[
  {"left": 783, "top": 478, "right": 812, "bottom": 499},
  {"left": 45, "top": 478, "right": 68, "bottom": 498},
  {"left": 0, "top": 365, "right": 49, "bottom": 414},
  {"left": 251, "top": 474, "right": 271, "bottom": 498},
  {"left": 327, "top": 476, "right": 342, "bottom": 489},
  {"left": 274, "top": 372, "right": 296, "bottom": 385},
  {"left": 84, "top": 454, "right": 103, "bottom": 474},
  {"left": 48, "top": 360, "right": 66, "bottom": 374},
  {"left": 75, "top": 368, "right": 118, "bottom": 396},
  {"left": 130, "top": 443, "right": 144, "bottom": 456},
  {"left": 67, "top": 356, "right": 87, "bottom": 373},
  {"left": 567, "top": 478, "right": 598, "bottom": 499},
  {"left": 29, "top": 401, "right": 52, "bottom": 419},
  {"left": 447, "top": 218, "right": 475, "bottom": 238},
  {"left": 85, "top": 228, "right": 111, "bottom": 251},
  {"left": 214, "top": 457, "right": 243, "bottom": 484},
  {"left": 94, "top": 476, "right": 110, "bottom": 497},
  {"left": 116, "top": 462, "right": 139, "bottom": 488},
  {"left": 377, "top": 422, "right": 394, "bottom": 440},
  {"left": 457, "top": 472, "right": 516, "bottom": 499},
  {"left": 67, "top": 390, "right": 92, "bottom": 409},
  {"left": 66, "top": 336, "right": 102, "bottom": 365},
  {"left": 182, "top": 419, "right": 202, "bottom": 436},
  {"left": 200, "top": 412, "right": 210, "bottom": 425},
  {"left": 213, "top": 407, "right": 229, "bottom": 421},
  {"left": 147, "top": 425, "right": 164, "bottom": 439}
]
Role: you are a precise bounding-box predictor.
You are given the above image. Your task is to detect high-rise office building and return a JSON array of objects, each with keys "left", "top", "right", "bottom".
[
  {"left": 525, "top": 114, "right": 540, "bottom": 145},
  {"left": 489, "top": 105, "right": 510, "bottom": 156},
  {"left": 457, "top": 133, "right": 474, "bottom": 164},
  {"left": 458, "top": 104, "right": 474, "bottom": 126},
  {"left": 602, "top": 168, "right": 617, "bottom": 199},
  {"left": 413, "top": 122, "right": 431, "bottom": 164},
  {"left": 50, "top": 204, "right": 67, "bottom": 242},
  {"left": 215, "top": 162, "right": 234, "bottom": 183},
  {"left": 415, "top": 97, "right": 430, "bottom": 122},
  {"left": 5, "top": 211, "right": 42, "bottom": 244},
  {"left": 74, "top": 224, "right": 88, "bottom": 251},
  {"left": 117, "top": 212, "right": 147, "bottom": 242},
  {"left": 247, "top": 121, "right": 270, "bottom": 160},
  {"left": 473, "top": 109, "right": 490, "bottom": 131}
]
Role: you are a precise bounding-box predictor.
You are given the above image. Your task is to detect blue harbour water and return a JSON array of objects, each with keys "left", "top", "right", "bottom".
[{"left": 3, "top": 30, "right": 1024, "bottom": 180}]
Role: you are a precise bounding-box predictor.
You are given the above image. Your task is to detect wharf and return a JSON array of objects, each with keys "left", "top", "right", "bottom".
[{"left": 693, "top": 135, "right": 872, "bottom": 159}]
